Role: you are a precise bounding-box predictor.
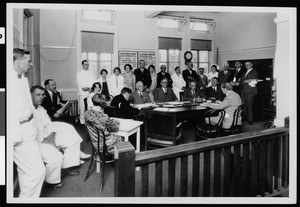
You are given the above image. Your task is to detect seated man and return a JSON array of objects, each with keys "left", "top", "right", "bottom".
[
  {"left": 129, "top": 81, "right": 151, "bottom": 104},
  {"left": 153, "top": 78, "right": 178, "bottom": 103},
  {"left": 206, "top": 83, "right": 242, "bottom": 129},
  {"left": 110, "top": 87, "right": 140, "bottom": 119},
  {"left": 30, "top": 85, "right": 91, "bottom": 189},
  {"left": 204, "top": 77, "right": 226, "bottom": 102},
  {"left": 183, "top": 80, "right": 206, "bottom": 102},
  {"left": 42, "top": 79, "right": 70, "bottom": 121}
]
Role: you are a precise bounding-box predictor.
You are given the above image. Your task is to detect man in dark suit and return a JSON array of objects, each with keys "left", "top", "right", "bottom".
[
  {"left": 129, "top": 81, "right": 151, "bottom": 104},
  {"left": 153, "top": 78, "right": 178, "bottom": 102},
  {"left": 157, "top": 64, "right": 173, "bottom": 88},
  {"left": 230, "top": 61, "right": 247, "bottom": 95},
  {"left": 205, "top": 77, "right": 226, "bottom": 101},
  {"left": 196, "top": 67, "right": 209, "bottom": 92},
  {"left": 182, "top": 61, "right": 199, "bottom": 88},
  {"left": 133, "top": 60, "right": 152, "bottom": 91},
  {"left": 239, "top": 61, "right": 258, "bottom": 125},
  {"left": 183, "top": 80, "right": 206, "bottom": 102},
  {"left": 218, "top": 63, "right": 234, "bottom": 85},
  {"left": 110, "top": 87, "right": 140, "bottom": 119},
  {"left": 42, "top": 79, "right": 66, "bottom": 120}
]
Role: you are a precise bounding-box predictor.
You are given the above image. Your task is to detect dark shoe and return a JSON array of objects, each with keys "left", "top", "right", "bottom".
[
  {"left": 49, "top": 181, "right": 64, "bottom": 191},
  {"left": 62, "top": 169, "right": 80, "bottom": 178}
]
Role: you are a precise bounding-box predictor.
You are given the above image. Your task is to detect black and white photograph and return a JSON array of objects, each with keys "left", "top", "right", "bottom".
[{"left": 3, "top": 1, "right": 297, "bottom": 205}]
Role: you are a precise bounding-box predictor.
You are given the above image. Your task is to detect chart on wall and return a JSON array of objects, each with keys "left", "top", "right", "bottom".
[{"left": 118, "top": 50, "right": 155, "bottom": 70}]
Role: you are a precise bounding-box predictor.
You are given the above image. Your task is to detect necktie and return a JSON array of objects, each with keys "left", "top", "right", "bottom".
[
  {"left": 116, "top": 77, "right": 118, "bottom": 87},
  {"left": 140, "top": 92, "right": 143, "bottom": 99},
  {"left": 224, "top": 71, "right": 227, "bottom": 75},
  {"left": 214, "top": 87, "right": 216, "bottom": 92}
]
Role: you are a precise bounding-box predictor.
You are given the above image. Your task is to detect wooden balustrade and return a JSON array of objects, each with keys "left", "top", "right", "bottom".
[{"left": 114, "top": 126, "right": 289, "bottom": 197}]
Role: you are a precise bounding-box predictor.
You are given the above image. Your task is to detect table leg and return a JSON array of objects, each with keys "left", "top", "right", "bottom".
[{"left": 136, "top": 128, "right": 140, "bottom": 153}]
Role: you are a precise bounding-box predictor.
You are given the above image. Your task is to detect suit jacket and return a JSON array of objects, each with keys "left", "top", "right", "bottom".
[
  {"left": 239, "top": 69, "right": 258, "bottom": 95},
  {"left": 218, "top": 70, "right": 234, "bottom": 85},
  {"left": 197, "top": 74, "right": 209, "bottom": 91},
  {"left": 231, "top": 67, "right": 247, "bottom": 94},
  {"left": 129, "top": 90, "right": 151, "bottom": 104},
  {"left": 41, "top": 90, "right": 63, "bottom": 118},
  {"left": 205, "top": 85, "right": 226, "bottom": 101},
  {"left": 110, "top": 94, "right": 140, "bottom": 119},
  {"left": 153, "top": 87, "right": 178, "bottom": 103},
  {"left": 182, "top": 69, "right": 199, "bottom": 87},
  {"left": 157, "top": 72, "right": 173, "bottom": 88},
  {"left": 134, "top": 68, "right": 152, "bottom": 89},
  {"left": 208, "top": 90, "right": 242, "bottom": 129},
  {"left": 182, "top": 88, "right": 207, "bottom": 101}
]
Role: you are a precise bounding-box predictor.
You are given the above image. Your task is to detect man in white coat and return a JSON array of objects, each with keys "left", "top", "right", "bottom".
[
  {"left": 206, "top": 82, "right": 242, "bottom": 129},
  {"left": 31, "top": 85, "right": 91, "bottom": 189},
  {"left": 11, "top": 48, "right": 46, "bottom": 197},
  {"left": 76, "top": 60, "right": 95, "bottom": 124}
]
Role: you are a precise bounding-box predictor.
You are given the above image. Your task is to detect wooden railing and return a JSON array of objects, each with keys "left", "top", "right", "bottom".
[{"left": 114, "top": 126, "right": 289, "bottom": 197}]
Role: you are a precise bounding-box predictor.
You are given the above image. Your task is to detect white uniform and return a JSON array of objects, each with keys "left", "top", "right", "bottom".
[
  {"left": 33, "top": 106, "right": 82, "bottom": 184},
  {"left": 76, "top": 69, "right": 95, "bottom": 124},
  {"left": 12, "top": 74, "right": 46, "bottom": 198},
  {"left": 108, "top": 74, "right": 124, "bottom": 97},
  {"left": 171, "top": 73, "right": 186, "bottom": 100}
]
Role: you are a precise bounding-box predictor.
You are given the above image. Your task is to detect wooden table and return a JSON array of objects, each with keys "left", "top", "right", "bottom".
[{"left": 111, "top": 118, "right": 143, "bottom": 152}]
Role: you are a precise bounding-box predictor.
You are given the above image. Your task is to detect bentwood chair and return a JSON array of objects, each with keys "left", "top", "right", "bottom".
[
  {"left": 84, "top": 122, "right": 114, "bottom": 193},
  {"left": 222, "top": 104, "right": 245, "bottom": 136},
  {"left": 196, "top": 109, "right": 225, "bottom": 140},
  {"left": 144, "top": 109, "right": 184, "bottom": 150}
]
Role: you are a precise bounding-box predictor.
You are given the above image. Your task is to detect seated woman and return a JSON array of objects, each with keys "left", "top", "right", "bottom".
[
  {"left": 84, "top": 94, "right": 123, "bottom": 156},
  {"left": 87, "top": 82, "right": 102, "bottom": 111}
]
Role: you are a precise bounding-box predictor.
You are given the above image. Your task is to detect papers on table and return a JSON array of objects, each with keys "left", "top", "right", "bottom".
[
  {"left": 111, "top": 117, "right": 135, "bottom": 130},
  {"left": 134, "top": 103, "right": 156, "bottom": 110},
  {"left": 153, "top": 108, "right": 171, "bottom": 112},
  {"left": 56, "top": 101, "right": 71, "bottom": 115}
]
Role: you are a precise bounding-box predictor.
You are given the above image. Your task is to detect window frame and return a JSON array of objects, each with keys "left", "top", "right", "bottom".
[
  {"left": 159, "top": 49, "right": 181, "bottom": 73},
  {"left": 191, "top": 50, "right": 210, "bottom": 74}
]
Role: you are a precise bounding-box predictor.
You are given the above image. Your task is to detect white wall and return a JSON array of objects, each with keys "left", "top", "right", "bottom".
[{"left": 214, "top": 12, "right": 277, "bottom": 67}]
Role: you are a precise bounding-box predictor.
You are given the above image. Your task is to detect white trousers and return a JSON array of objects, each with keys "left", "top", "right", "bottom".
[
  {"left": 14, "top": 140, "right": 46, "bottom": 198},
  {"left": 39, "top": 122, "right": 82, "bottom": 184}
]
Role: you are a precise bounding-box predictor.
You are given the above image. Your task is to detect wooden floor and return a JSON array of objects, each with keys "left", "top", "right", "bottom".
[{"left": 40, "top": 119, "right": 269, "bottom": 197}]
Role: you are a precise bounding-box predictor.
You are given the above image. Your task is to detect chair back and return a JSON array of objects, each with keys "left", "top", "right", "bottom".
[
  {"left": 144, "top": 109, "right": 183, "bottom": 149},
  {"left": 231, "top": 104, "right": 244, "bottom": 128},
  {"left": 85, "top": 122, "right": 107, "bottom": 155},
  {"left": 84, "top": 97, "right": 88, "bottom": 112},
  {"left": 104, "top": 106, "right": 117, "bottom": 117},
  {"left": 205, "top": 109, "right": 226, "bottom": 127}
]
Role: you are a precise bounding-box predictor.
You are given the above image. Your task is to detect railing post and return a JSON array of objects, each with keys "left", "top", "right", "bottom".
[{"left": 114, "top": 141, "right": 136, "bottom": 197}]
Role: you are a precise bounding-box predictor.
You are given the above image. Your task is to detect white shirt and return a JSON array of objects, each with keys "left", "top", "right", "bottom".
[
  {"left": 108, "top": 74, "right": 124, "bottom": 97},
  {"left": 232, "top": 68, "right": 241, "bottom": 82},
  {"left": 76, "top": 69, "right": 95, "bottom": 97},
  {"left": 171, "top": 73, "right": 186, "bottom": 91},
  {"left": 12, "top": 73, "right": 37, "bottom": 143},
  {"left": 244, "top": 68, "right": 253, "bottom": 78},
  {"left": 33, "top": 105, "right": 55, "bottom": 144}
]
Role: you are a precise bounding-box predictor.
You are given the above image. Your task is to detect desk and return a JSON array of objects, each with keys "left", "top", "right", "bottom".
[{"left": 112, "top": 118, "right": 143, "bottom": 152}]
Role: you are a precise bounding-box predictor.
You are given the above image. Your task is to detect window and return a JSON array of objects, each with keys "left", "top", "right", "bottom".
[
  {"left": 191, "top": 50, "right": 209, "bottom": 74},
  {"left": 82, "top": 10, "right": 116, "bottom": 24},
  {"left": 159, "top": 49, "right": 181, "bottom": 73},
  {"left": 157, "top": 16, "right": 185, "bottom": 30},
  {"left": 191, "top": 39, "right": 212, "bottom": 74},
  {"left": 81, "top": 52, "right": 112, "bottom": 79},
  {"left": 81, "top": 31, "right": 113, "bottom": 78},
  {"left": 190, "top": 19, "right": 216, "bottom": 33},
  {"left": 159, "top": 37, "right": 182, "bottom": 73}
]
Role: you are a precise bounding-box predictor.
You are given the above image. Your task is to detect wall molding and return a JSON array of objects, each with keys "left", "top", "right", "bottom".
[
  {"left": 215, "top": 46, "right": 276, "bottom": 55},
  {"left": 40, "top": 45, "right": 77, "bottom": 49}
]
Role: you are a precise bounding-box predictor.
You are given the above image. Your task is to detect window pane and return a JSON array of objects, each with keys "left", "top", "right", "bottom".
[
  {"left": 169, "top": 49, "right": 180, "bottom": 62},
  {"left": 81, "top": 52, "right": 87, "bottom": 60},
  {"left": 199, "top": 51, "right": 209, "bottom": 62},
  {"left": 100, "top": 53, "right": 112, "bottom": 61},
  {"left": 159, "top": 50, "right": 167, "bottom": 62},
  {"left": 169, "top": 62, "right": 180, "bottom": 74},
  {"left": 100, "top": 62, "right": 112, "bottom": 75},
  {"left": 88, "top": 53, "right": 97, "bottom": 61},
  {"left": 191, "top": 50, "right": 198, "bottom": 63}
]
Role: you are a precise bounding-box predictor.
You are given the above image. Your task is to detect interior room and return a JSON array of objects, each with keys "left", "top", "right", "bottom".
[{"left": 7, "top": 3, "right": 296, "bottom": 203}]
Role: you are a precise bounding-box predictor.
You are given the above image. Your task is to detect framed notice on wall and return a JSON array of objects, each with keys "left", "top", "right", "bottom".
[
  {"left": 118, "top": 51, "right": 138, "bottom": 70},
  {"left": 138, "top": 51, "right": 155, "bottom": 67}
]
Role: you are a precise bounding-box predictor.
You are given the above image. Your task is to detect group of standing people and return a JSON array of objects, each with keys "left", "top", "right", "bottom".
[{"left": 76, "top": 58, "right": 258, "bottom": 126}]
